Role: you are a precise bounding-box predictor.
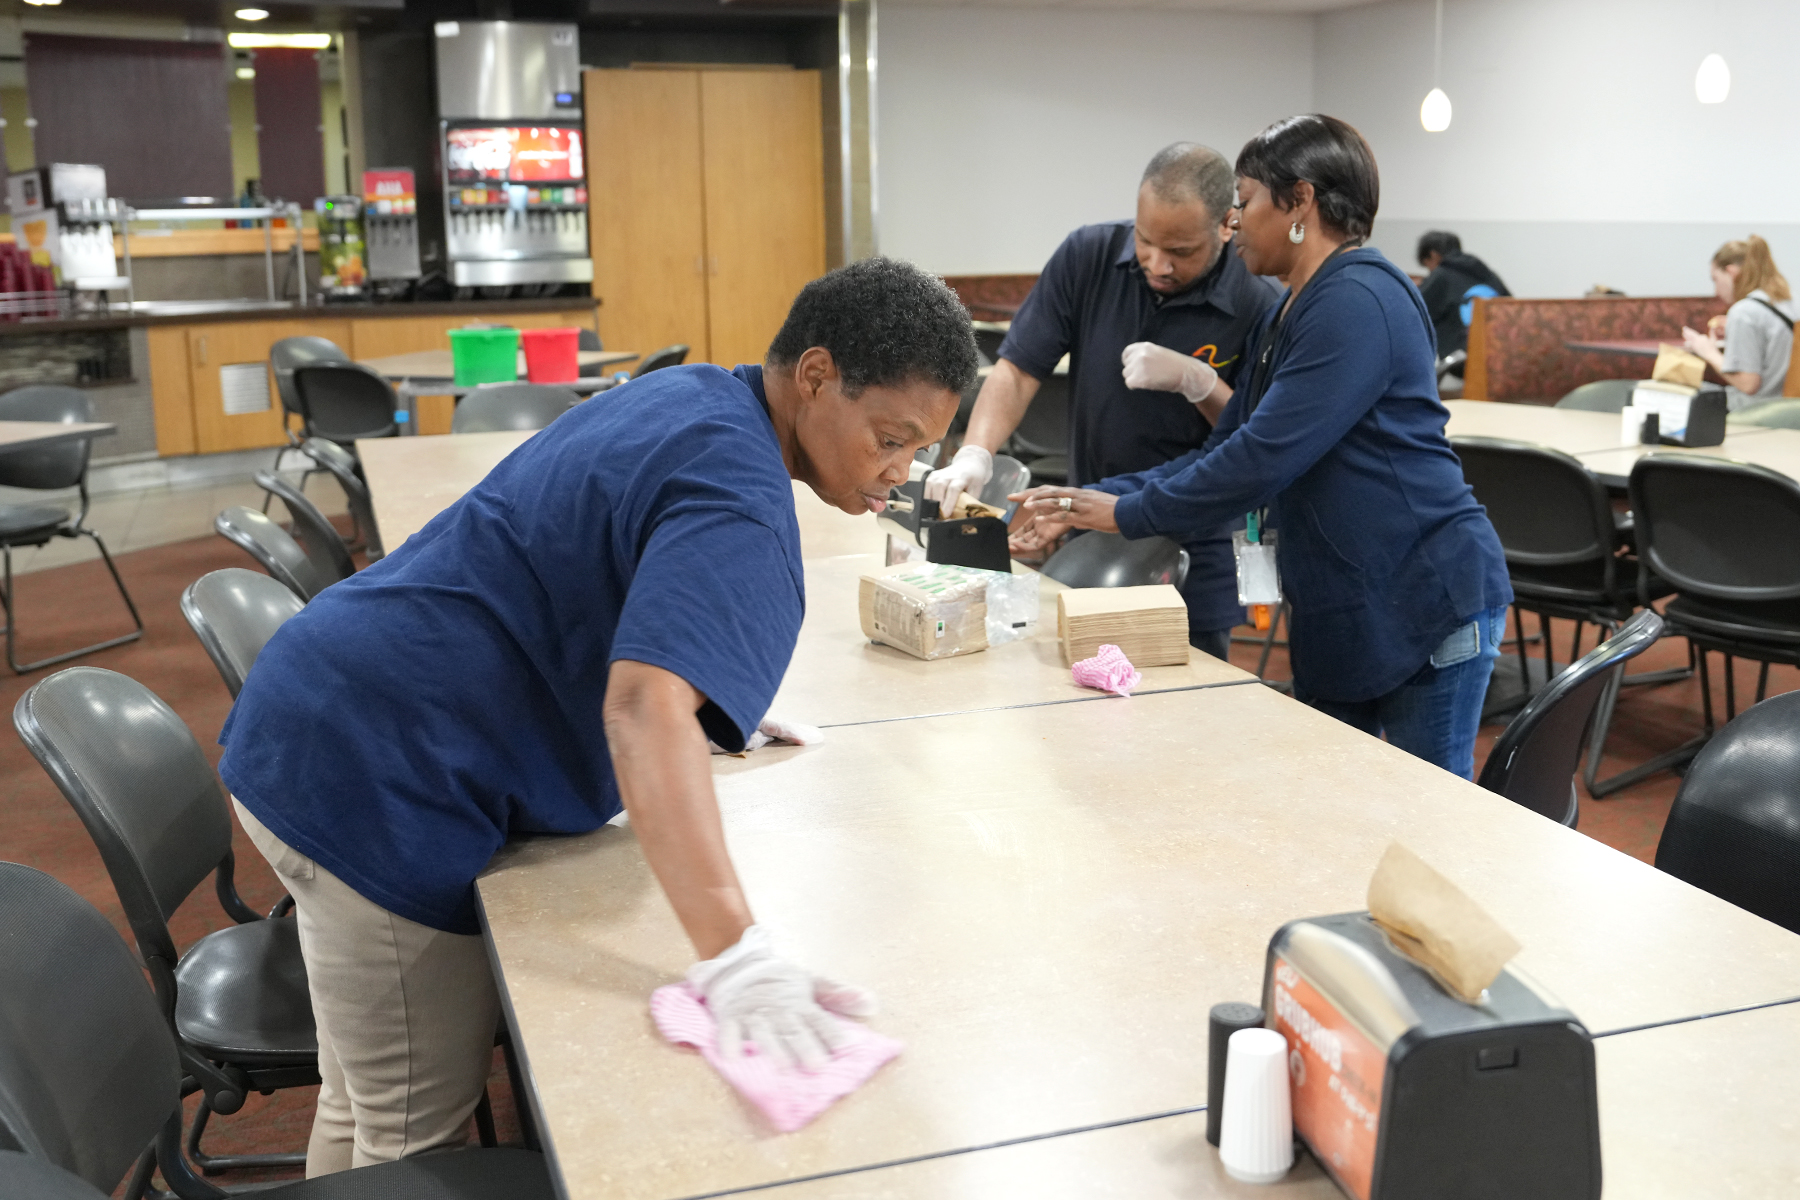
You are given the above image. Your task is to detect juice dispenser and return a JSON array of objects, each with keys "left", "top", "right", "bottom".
[{"left": 314, "top": 195, "right": 368, "bottom": 300}]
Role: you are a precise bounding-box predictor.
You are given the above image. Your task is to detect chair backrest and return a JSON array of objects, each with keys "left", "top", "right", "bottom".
[
  {"left": 269, "top": 335, "right": 349, "bottom": 421},
  {"left": 633, "top": 344, "right": 689, "bottom": 378},
  {"left": 1629, "top": 455, "right": 1800, "bottom": 604},
  {"left": 1555, "top": 378, "right": 1637, "bottom": 412},
  {"left": 1729, "top": 398, "right": 1800, "bottom": 430},
  {"left": 0, "top": 1151, "right": 112, "bottom": 1199},
  {"left": 1655, "top": 690, "right": 1800, "bottom": 934},
  {"left": 577, "top": 327, "right": 602, "bottom": 352},
  {"left": 1451, "top": 436, "right": 1616, "bottom": 569},
  {"left": 0, "top": 385, "right": 94, "bottom": 491},
  {"left": 254, "top": 471, "right": 355, "bottom": 587},
  {"left": 981, "top": 454, "right": 1031, "bottom": 508},
  {"left": 214, "top": 505, "right": 325, "bottom": 601},
  {"left": 292, "top": 362, "right": 399, "bottom": 444},
  {"left": 0, "top": 864, "right": 180, "bottom": 1193},
  {"left": 452, "top": 382, "right": 576, "bottom": 433},
  {"left": 1011, "top": 372, "right": 1070, "bottom": 459},
  {"left": 12, "top": 667, "right": 237, "bottom": 977},
  {"left": 1477, "top": 609, "right": 1663, "bottom": 824},
  {"left": 1041, "top": 530, "right": 1190, "bottom": 590},
  {"left": 299, "top": 436, "right": 380, "bottom": 558},
  {"left": 970, "top": 324, "right": 1007, "bottom": 367},
  {"left": 180, "top": 568, "right": 304, "bottom": 699}
]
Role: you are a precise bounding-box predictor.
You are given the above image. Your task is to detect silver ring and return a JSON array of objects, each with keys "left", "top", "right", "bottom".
[{"left": 1058, "top": 496, "right": 1073, "bottom": 512}]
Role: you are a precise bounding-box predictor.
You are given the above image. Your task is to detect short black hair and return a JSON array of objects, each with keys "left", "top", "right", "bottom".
[
  {"left": 1417, "top": 230, "right": 1461, "bottom": 264},
  {"left": 1235, "top": 114, "right": 1380, "bottom": 241},
  {"left": 767, "top": 257, "right": 979, "bottom": 398},
  {"left": 1140, "top": 142, "right": 1234, "bottom": 222}
]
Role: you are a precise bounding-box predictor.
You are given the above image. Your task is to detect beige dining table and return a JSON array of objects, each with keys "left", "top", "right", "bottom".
[
  {"left": 0, "top": 419, "right": 115, "bottom": 451},
  {"left": 476, "top": 682, "right": 1800, "bottom": 1200}
]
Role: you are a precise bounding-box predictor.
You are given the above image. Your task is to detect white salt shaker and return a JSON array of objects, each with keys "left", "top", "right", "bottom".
[{"left": 1219, "top": 1027, "right": 1294, "bottom": 1184}]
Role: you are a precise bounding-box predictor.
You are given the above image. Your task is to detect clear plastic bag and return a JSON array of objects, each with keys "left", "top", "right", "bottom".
[{"left": 984, "top": 569, "right": 1040, "bottom": 647}]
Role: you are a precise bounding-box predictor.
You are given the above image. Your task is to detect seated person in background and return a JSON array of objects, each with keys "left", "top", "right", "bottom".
[
  {"left": 1416, "top": 230, "right": 1510, "bottom": 362},
  {"left": 1682, "top": 236, "right": 1797, "bottom": 411},
  {"left": 926, "top": 142, "right": 1277, "bottom": 660}
]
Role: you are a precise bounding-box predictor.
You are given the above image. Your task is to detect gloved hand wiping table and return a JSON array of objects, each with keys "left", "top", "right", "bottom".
[
  {"left": 654, "top": 925, "right": 900, "bottom": 1131},
  {"left": 709, "top": 713, "right": 825, "bottom": 756}
]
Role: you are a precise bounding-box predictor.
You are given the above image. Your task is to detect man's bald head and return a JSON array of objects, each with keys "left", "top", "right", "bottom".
[{"left": 1140, "top": 142, "right": 1234, "bottom": 224}]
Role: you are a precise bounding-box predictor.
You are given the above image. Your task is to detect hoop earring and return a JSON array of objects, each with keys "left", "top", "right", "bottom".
[{"left": 1289, "top": 222, "right": 1306, "bottom": 245}]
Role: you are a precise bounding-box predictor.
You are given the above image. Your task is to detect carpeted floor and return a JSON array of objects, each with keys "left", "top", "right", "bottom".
[{"left": 0, "top": 535, "right": 1787, "bottom": 1192}]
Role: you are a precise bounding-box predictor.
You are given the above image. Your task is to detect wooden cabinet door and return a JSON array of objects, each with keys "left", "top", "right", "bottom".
[
  {"left": 700, "top": 70, "right": 825, "bottom": 369},
  {"left": 188, "top": 319, "right": 354, "bottom": 454},
  {"left": 586, "top": 70, "right": 711, "bottom": 364}
]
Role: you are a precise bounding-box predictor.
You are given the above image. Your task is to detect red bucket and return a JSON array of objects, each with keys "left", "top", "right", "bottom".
[{"left": 521, "top": 327, "right": 580, "bottom": 384}]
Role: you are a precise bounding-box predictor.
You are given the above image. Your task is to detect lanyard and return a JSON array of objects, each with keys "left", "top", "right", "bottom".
[{"left": 1241, "top": 239, "right": 1364, "bottom": 545}]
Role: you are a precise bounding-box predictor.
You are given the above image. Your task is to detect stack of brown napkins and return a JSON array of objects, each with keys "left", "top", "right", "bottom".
[
  {"left": 1057, "top": 584, "right": 1189, "bottom": 667},
  {"left": 1367, "top": 842, "right": 1522, "bottom": 1004}
]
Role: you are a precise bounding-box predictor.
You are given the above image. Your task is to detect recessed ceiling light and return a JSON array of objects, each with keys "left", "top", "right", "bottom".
[
  {"left": 236, "top": 67, "right": 256, "bottom": 80},
  {"left": 235, "top": 7, "right": 270, "bottom": 18},
  {"left": 228, "top": 32, "right": 331, "bottom": 49},
  {"left": 22, "top": 0, "right": 64, "bottom": 7}
]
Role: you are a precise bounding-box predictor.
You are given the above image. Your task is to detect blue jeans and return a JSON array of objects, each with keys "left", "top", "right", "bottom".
[{"left": 1302, "top": 606, "right": 1507, "bottom": 781}]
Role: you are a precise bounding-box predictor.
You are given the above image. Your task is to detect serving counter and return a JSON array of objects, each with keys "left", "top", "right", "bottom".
[{"left": 0, "top": 296, "right": 601, "bottom": 459}]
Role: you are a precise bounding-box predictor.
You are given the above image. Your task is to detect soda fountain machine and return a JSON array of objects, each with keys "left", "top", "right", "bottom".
[{"left": 434, "top": 21, "right": 591, "bottom": 291}]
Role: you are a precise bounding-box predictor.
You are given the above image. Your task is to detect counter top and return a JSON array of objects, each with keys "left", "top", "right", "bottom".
[{"left": 0, "top": 295, "right": 599, "bottom": 337}]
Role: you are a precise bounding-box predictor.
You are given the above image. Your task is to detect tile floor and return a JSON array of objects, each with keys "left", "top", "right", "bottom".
[{"left": 0, "top": 471, "right": 349, "bottom": 577}]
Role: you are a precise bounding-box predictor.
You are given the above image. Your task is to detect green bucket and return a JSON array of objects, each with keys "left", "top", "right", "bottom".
[{"left": 449, "top": 326, "right": 520, "bottom": 387}]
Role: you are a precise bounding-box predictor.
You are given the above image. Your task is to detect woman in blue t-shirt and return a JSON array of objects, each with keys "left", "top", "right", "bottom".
[
  {"left": 1009, "top": 115, "right": 1512, "bottom": 780},
  {"left": 224, "top": 259, "right": 978, "bottom": 1177}
]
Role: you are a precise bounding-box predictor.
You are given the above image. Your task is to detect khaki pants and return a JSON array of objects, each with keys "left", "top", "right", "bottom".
[{"left": 234, "top": 800, "right": 500, "bottom": 1177}]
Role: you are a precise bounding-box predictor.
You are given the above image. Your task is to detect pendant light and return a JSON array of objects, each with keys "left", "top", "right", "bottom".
[
  {"left": 1420, "top": 0, "right": 1452, "bottom": 132},
  {"left": 1695, "top": 53, "right": 1731, "bottom": 104}
]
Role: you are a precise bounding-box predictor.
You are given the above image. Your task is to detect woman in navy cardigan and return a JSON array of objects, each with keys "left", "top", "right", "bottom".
[{"left": 1011, "top": 114, "right": 1512, "bottom": 779}]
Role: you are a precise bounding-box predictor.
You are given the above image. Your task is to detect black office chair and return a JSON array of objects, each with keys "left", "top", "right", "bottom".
[
  {"left": 267, "top": 337, "right": 351, "bottom": 494},
  {"left": 1452, "top": 435, "right": 1678, "bottom": 794},
  {"left": 453, "top": 382, "right": 578, "bottom": 433},
  {"left": 633, "top": 344, "right": 689, "bottom": 378},
  {"left": 1728, "top": 398, "right": 1800, "bottom": 430},
  {"left": 1008, "top": 372, "right": 1069, "bottom": 487},
  {"left": 0, "top": 385, "right": 142, "bottom": 673},
  {"left": 300, "top": 436, "right": 382, "bottom": 560},
  {"left": 1626, "top": 454, "right": 1800, "bottom": 787},
  {"left": 1556, "top": 378, "right": 1637, "bottom": 412},
  {"left": 214, "top": 505, "right": 329, "bottom": 601},
  {"left": 0, "top": 862, "right": 555, "bottom": 1200},
  {"left": 1040, "top": 530, "right": 1189, "bottom": 590},
  {"left": 255, "top": 471, "right": 356, "bottom": 588},
  {"left": 1476, "top": 610, "right": 1663, "bottom": 826},
  {"left": 180, "top": 569, "right": 304, "bottom": 700},
  {"left": 970, "top": 322, "right": 1007, "bottom": 367},
  {"left": 578, "top": 326, "right": 606, "bottom": 377},
  {"left": 292, "top": 361, "right": 401, "bottom": 447},
  {"left": 12, "top": 668, "right": 318, "bottom": 1179},
  {"left": 1654, "top": 690, "right": 1800, "bottom": 934}
]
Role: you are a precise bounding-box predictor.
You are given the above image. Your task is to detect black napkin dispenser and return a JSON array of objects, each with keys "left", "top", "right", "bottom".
[
  {"left": 879, "top": 481, "right": 1012, "bottom": 574},
  {"left": 1261, "top": 912, "right": 1600, "bottom": 1200}
]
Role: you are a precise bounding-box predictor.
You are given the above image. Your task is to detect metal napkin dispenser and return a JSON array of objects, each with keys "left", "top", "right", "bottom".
[
  {"left": 1262, "top": 913, "right": 1600, "bottom": 1200},
  {"left": 877, "top": 480, "right": 1012, "bottom": 574}
]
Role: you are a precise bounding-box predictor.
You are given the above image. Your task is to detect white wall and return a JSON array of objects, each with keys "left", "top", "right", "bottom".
[
  {"left": 1313, "top": 0, "right": 1800, "bottom": 297},
  {"left": 877, "top": 6, "right": 1315, "bottom": 275}
]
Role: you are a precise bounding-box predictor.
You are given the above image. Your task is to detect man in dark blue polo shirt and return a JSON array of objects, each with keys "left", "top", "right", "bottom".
[{"left": 925, "top": 143, "right": 1277, "bottom": 658}]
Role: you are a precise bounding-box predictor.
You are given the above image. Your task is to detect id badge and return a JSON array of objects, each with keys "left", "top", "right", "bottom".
[{"left": 1232, "top": 528, "right": 1281, "bottom": 606}]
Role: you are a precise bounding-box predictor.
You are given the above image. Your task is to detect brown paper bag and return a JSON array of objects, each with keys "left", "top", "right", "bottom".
[
  {"left": 1652, "top": 343, "right": 1706, "bottom": 389},
  {"left": 1367, "top": 842, "right": 1521, "bottom": 1004}
]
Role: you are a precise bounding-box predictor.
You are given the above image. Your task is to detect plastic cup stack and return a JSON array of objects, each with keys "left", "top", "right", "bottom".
[{"left": 1219, "top": 1027, "right": 1294, "bottom": 1184}]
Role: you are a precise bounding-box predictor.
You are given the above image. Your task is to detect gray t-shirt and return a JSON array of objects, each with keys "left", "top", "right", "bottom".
[{"left": 1721, "top": 288, "right": 1797, "bottom": 410}]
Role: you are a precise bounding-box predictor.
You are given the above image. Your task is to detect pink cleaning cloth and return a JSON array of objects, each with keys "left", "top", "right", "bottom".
[
  {"left": 649, "top": 983, "right": 903, "bottom": 1132},
  {"left": 1072, "top": 643, "right": 1143, "bottom": 697}
]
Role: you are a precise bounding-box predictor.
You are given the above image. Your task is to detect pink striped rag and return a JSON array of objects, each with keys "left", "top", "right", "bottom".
[
  {"left": 649, "top": 983, "right": 903, "bottom": 1132},
  {"left": 1072, "top": 643, "right": 1142, "bottom": 697}
]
